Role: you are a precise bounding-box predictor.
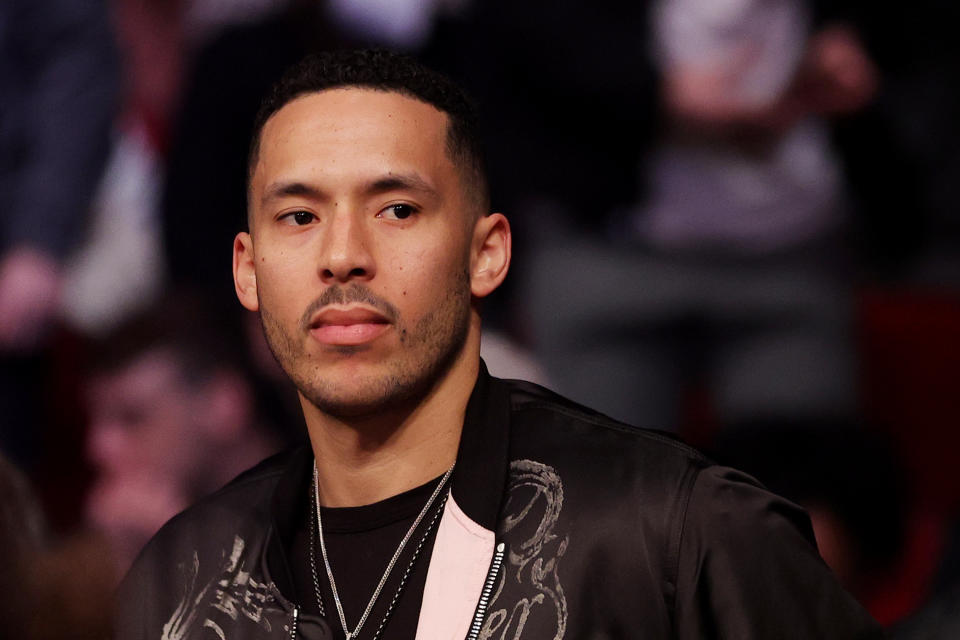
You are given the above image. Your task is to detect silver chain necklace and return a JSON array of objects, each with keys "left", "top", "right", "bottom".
[{"left": 310, "top": 462, "right": 454, "bottom": 640}]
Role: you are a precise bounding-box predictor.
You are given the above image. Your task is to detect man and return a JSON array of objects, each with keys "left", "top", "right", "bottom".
[
  {"left": 84, "top": 296, "right": 280, "bottom": 575},
  {"left": 118, "top": 49, "right": 882, "bottom": 639}
]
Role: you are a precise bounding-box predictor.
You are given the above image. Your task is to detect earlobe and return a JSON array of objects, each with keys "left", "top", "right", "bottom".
[
  {"left": 233, "top": 232, "right": 259, "bottom": 311},
  {"left": 470, "top": 213, "right": 511, "bottom": 298}
]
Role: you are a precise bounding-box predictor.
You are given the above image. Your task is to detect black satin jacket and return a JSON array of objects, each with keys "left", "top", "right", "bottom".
[{"left": 116, "top": 367, "right": 884, "bottom": 639}]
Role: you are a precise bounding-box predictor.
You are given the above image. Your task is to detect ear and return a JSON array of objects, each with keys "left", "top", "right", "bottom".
[
  {"left": 233, "top": 232, "right": 259, "bottom": 311},
  {"left": 469, "top": 213, "right": 511, "bottom": 298}
]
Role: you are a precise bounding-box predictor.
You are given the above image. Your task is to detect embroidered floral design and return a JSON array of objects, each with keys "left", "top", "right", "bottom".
[
  {"left": 162, "top": 535, "right": 284, "bottom": 640},
  {"left": 480, "top": 459, "right": 568, "bottom": 640}
]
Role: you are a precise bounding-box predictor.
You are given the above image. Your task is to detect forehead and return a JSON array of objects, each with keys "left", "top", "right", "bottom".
[{"left": 252, "top": 88, "right": 454, "bottom": 197}]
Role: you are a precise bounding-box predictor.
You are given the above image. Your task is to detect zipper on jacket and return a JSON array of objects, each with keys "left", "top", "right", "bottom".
[
  {"left": 465, "top": 542, "right": 506, "bottom": 640},
  {"left": 289, "top": 606, "right": 299, "bottom": 639}
]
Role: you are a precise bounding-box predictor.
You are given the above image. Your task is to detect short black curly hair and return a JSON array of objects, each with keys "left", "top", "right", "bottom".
[{"left": 248, "top": 49, "right": 489, "bottom": 213}]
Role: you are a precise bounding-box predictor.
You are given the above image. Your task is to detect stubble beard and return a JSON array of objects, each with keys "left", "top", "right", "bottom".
[{"left": 259, "top": 273, "right": 472, "bottom": 419}]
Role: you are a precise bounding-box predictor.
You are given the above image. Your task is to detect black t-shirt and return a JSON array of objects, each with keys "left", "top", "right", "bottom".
[{"left": 287, "top": 474, "right": 446, "bottom": 640}]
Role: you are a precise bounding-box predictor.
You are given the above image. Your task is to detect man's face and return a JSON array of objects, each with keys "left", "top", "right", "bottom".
[
  {"left": 85, "top": 349, "right": 203, "bottom": 484},
  {"left": 85, "top": 349, "right": 210, "bottom": 569},
  {"left": 239, "top": 88, "right": 480, "bottom": 417}
]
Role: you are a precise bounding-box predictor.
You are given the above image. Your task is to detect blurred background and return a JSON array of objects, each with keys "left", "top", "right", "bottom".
[{"left": 1, "top": 0, "right": 958, "bottom": 637}]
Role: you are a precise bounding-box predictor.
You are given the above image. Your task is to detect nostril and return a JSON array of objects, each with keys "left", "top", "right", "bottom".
[{"left": 321, "top": 266, "right": 370, "bottom": 282}]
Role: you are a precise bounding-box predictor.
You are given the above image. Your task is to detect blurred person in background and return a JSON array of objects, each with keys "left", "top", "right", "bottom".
[
  {"left": 83, "top": 294, "right": 281, "bottom": 574},
  {"left": 821, "top": 0, "right": 960, "bottom": 284},
  {"left": 60, "top": 0, "right": 188, "bottom": 336},
  {"left": 0, "top": 0, "right": 119, "bottom": 468},
  {"left": 525, "top": 0, "right": 877, "bottom": 431},
  {"left": 62, "top": 0, "right": 289, "bottom": 337}
]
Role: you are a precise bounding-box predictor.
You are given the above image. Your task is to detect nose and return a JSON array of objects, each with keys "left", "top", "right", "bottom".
[{"left": 318, "top": 210, "right": 376, "bottom": 283}]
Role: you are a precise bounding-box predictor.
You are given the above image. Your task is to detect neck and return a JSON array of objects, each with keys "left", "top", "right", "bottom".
[{"left": 304, "top": 327, "right": 480, "bottom": 508}]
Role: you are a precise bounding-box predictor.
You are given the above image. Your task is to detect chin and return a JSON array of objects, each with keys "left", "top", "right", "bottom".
[{"left": 299, "top": 370, "right": 431, "bottom": 419}]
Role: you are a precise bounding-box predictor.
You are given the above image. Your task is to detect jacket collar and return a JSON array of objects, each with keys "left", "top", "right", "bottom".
[
  {"left": 449, "top": 360, "right": 511, "bottom": 532},
  {"left": 266, "top": 443, "right": 312, "bottom": 605},
  {"left": 265, "top": 361, "right": 512, "bottom": 603}
]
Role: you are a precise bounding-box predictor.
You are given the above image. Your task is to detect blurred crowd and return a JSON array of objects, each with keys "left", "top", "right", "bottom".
[{"left": 1, "top": 0, "right": 958, "bottom": 637}]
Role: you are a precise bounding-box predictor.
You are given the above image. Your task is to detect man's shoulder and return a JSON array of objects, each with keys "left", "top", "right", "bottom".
[
  {"left": 498, "top": 376, "right": 817, "bottom": 545},
  {"left": 501, "top": 376, "right": 709, "bottom": 467},
  {"left": 496, "top": 375, "right": 718, "bottom": 532}
]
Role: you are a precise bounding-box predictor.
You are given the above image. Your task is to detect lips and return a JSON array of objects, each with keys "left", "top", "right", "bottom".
[{"left": 308, "top": 306, "right": 391, "bottom": 346}]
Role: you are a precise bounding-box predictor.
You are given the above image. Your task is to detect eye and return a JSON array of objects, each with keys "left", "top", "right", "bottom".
[
  {"left": 280, "top": 210, "right": 316, "bottom": 226},
  {"left": 378, "top": 203, "right": 417, "bottom": 221}
]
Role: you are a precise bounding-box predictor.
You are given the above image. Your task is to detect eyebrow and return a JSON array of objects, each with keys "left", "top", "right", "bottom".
[
  {"left": 260, "top": 172, "right": 439, "bottom": 208},
  {"left": 260, "top": 181, "right": 327, "bottom": 207},
  {"left": 366, "top": 172, "right": 438, "bottom": 198}
]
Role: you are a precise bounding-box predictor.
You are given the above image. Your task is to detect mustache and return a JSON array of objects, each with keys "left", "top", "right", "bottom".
[{"left": 298, "top": 284, "right": 399, "bottom": 332}]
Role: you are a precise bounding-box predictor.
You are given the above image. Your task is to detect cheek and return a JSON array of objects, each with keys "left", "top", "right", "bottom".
[
  {"left": 393, "top": 245, "right": 463, "bottom": 300},
  {"left": 256, "top": 255, "right": 305, "bottom": 311}
]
